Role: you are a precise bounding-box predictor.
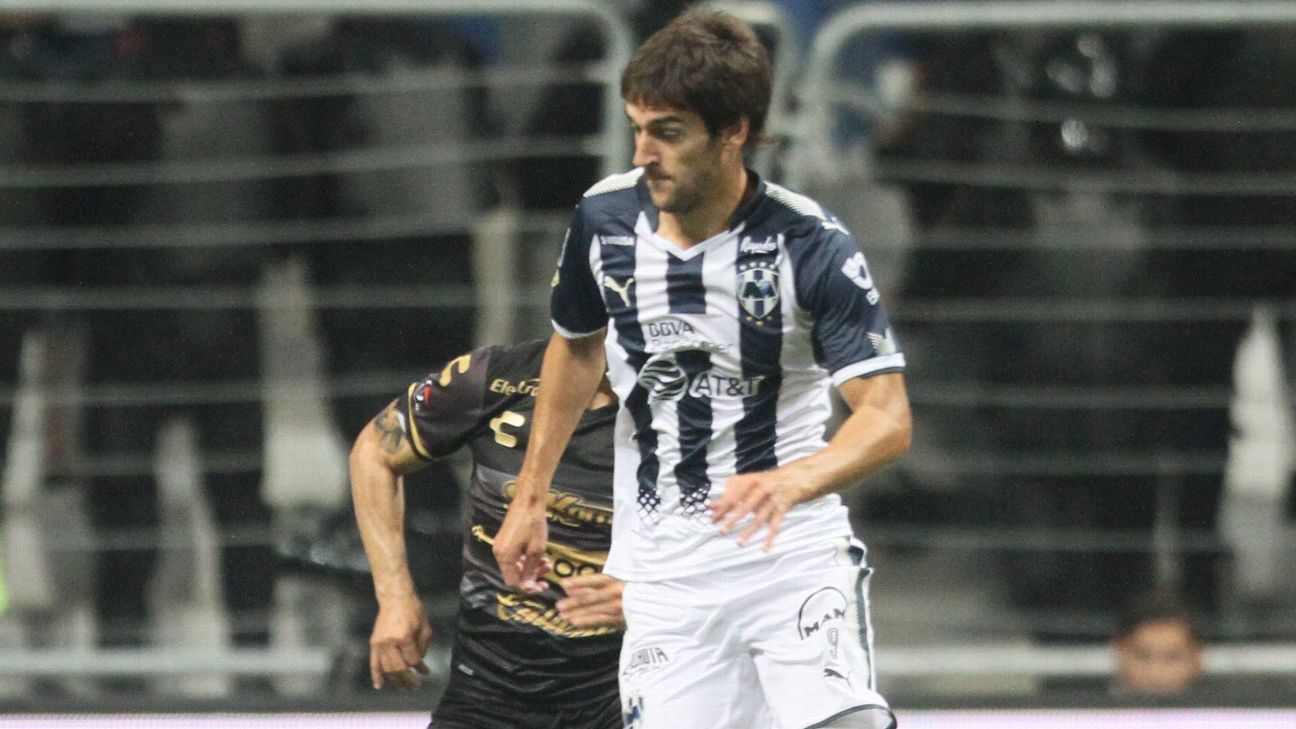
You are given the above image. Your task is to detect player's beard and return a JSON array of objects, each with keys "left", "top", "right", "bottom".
[{"left": 652, "top": 163, "right": 715, "bottom": 215}]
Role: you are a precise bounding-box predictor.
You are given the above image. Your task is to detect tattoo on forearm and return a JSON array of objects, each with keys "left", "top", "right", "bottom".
[{"left": 373, "top": 405, "right": 406, "bottom": 455}]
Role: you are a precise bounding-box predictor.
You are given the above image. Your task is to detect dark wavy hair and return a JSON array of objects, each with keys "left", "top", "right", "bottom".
[{"left": 621, "top": 9, "right": 772, "bottom": 150}]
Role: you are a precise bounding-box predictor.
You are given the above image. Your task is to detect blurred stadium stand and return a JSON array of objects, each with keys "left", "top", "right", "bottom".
[{"left": 0, "top": 0, "right": 1293, "bottom": 715}]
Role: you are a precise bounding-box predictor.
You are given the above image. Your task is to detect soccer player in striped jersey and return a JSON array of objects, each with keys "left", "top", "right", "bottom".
[
  {"left": 349, "top": 340, "right": 625, "bottom": 728},
  {"left": 496, "top": 10, "right": 912, "bottom": 729}
]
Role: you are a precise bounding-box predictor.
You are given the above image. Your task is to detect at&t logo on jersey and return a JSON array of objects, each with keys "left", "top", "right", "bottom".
[
  {"left": 637, "top": 354, "right": 689, "bottom": 402},
  {"left": 737, "top": 259, "right": 780, "bottom": 321},
  {"left": 636, "top": 352, "right": 766, "bottom": 403},
  {"left": 687, "top": 371, "right": 765, "bottom": 399}
]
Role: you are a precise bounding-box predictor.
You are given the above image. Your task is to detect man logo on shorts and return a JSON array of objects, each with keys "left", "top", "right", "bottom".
[
  {"left": 797, "top": 587, "right": 847, "bottom": 639},
  {"left": 797, "top": 587, "right": 855, "bottom": 684}
]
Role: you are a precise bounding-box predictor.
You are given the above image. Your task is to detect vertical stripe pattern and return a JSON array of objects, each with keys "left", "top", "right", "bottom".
[
  {"left": 667, "top": 252, "right": 712, "bottom": 516},
  {"left": 734, "top": 243, "right": 784, "bottom": 473},
  {"left": 597, "top": 229, "right": 661, "bottom": 520}
]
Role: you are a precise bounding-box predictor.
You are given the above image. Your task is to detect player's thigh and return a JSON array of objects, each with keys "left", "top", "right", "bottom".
[
  {"left": 620, "top": 645, "right": 769, "bottom": 729},
  {"left": 749, "top": 555, "right": 895, "bottom": 729},
  {"left": 620, "top": 580, "right": 772, "bottom": 729}
]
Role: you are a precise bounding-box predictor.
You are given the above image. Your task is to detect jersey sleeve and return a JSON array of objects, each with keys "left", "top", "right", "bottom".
[
  {"left": 400, "top": 346, "right": 495, "bottom": 460},
  {"left": 791, "top": 223, "right": 906, "bottom": 386},
  {"left": 549, "top": 203, "right": 608, "bottom": 338}
]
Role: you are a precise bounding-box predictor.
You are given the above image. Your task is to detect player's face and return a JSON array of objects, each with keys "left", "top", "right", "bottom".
[
  {"left": 626, "top": 100, "right": 738, "bottom": 216},
  {"left": 1114, "top": 619, "right": 1203, "bottom": 694}
]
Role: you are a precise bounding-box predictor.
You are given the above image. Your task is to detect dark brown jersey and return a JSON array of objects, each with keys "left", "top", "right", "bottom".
[{"left": 401, "top": 339, "right": 619, "bottom": 704}]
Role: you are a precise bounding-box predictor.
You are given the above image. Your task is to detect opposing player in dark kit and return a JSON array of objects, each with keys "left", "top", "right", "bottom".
[{"left": 349, "top": 340, "right": 623, "bottom": 728}]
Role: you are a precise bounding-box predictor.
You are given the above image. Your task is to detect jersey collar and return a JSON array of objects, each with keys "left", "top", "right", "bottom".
[{"left": 634, "top": 169, "right": 768, "bottom": 260}]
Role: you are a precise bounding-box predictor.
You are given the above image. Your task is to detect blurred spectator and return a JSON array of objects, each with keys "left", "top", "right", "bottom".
[
  {"left": 3, "top": 15, "right": 164, "bottom": 653},
  {"left": 871, "top": 26, "right": 1244, "bottom": 632},
  {"left": 505, "top": 0, "right": 688, "bottom": 210},
  {"left": 129, "top": 16, "right": 278, "bottom": 654},
  {"left": 0, "top": 15, "right": 46, "bottom": 452},
  {"left": 1111, "top": 591, "right": 1204, "bottom": 696},
  {"left": 1135, "top": 28, "right": 1296, "bottom": 621},
  {"left": 272, "top": 18, "right": 484, "bottom": 520},
  {"left": 2, "top": 16, "right": 278, "bottom": 664}
]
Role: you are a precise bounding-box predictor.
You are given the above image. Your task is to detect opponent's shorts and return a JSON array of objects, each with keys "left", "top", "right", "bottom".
[
  {"left": 619, "top": 537, "right": 897, "bottom": 729},
  {"left": 430, "top": 667, "right": 622, "bottom": 729},
  {"left": 431, "top": 691, "right": 622, "bottom": 729}
]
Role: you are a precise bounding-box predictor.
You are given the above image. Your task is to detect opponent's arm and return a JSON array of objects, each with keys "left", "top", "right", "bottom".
[
  {"left": 350, "top": 401, "right": 434, "bottom": 690},
  {"left": 493, "top": 331, "right": 606, "bottom": 591},
  {"left": 711, "top": 371, "right": 911, "bottom": 548}
]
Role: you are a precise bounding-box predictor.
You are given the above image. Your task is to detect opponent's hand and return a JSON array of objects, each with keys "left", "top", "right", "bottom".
[
  {"left": 493, "top": 486, "right": 553, "bottom": 593},
  {"left": 709, "top": 469, "right": 807, "bottom": 550},
  {"left": 369, "top": 595, "right": 434, "bottom": 690},
  {"left": 557, "top": 573, "right": 626, "bottom": 629}
]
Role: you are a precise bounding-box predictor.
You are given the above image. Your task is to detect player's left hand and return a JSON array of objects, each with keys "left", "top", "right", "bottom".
[
  {"left": 709, "top": 470, "right": 806, "bottom": 550},
  {"left": 556, "top": 573, "right": 626, "bottom": 629},
  {"left": 369, "top": 596, "right": 434, "bottom": 691}
]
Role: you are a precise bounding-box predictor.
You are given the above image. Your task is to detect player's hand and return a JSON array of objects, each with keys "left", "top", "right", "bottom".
[
  {"left": 709, "top": 469, "right": 806, "bottom": 550},
  {"left": 369, "top": 595, "right": 434, "bottom": 690},
  {"left": 557, "top": 573, "right": 626, "bottom": 629},
  {"left": 493, "top": 483, "right": 553, "bottom": 594}
]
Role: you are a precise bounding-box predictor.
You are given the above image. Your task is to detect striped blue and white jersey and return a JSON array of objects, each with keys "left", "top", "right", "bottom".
[{"left": 551, "top": 168, "right": 905, "bottom": 581}]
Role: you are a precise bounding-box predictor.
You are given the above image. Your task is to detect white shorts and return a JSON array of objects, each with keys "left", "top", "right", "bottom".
[{"left": 619, "top": 538, "right": 895, "bottom": 729}]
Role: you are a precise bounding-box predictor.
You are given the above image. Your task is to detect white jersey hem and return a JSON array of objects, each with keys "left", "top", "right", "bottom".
[{"left": 603, "top": 522, "right": 856, "bottom": 583}]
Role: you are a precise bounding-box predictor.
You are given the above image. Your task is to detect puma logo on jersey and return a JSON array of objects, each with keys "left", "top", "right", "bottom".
[{"left": 603, "top": 275, "right": 635, "bottom": 306}]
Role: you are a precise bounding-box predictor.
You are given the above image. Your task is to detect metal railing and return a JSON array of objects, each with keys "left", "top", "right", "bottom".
[
  {"left": 0, "top": 0, "right": 636, "bottom": 696},
  {"left": 1, "top": 0, "right": 1295, "bottom": 694},
  {"left": 791, "top": 0, "right": 1296, "bottom": 188},
  {"left": 0, "top": 0, "right": 633, "bottom": 177}
]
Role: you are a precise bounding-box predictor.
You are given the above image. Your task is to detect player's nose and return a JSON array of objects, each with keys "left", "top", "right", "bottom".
[{"left": 632, "top": 133, "right": 658, "bottom": 168}]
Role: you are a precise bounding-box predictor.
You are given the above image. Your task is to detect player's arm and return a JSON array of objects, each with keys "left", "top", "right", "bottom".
[
  {"left": 493, "top": 331, "right": 606, "bottom": 592},
  {"left": 713, "top": 222, "right": 911, "bottom": 548},
  {"left": 350, "top": 401, "right": 434, "bottom": 690},
  {"left": 711, "top": 373, "right": 911, "bottom": 548}
]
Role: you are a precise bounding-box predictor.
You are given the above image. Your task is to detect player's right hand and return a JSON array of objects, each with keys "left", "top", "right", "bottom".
[
  {"left": 557, "top": 573, "right": 626, "bottom": 629},
  {"left": 493, "top": 482, "right": 552, "bottom": 593},
  {"left": 369, "top": 596, "right": 434, "bottom": 690}
]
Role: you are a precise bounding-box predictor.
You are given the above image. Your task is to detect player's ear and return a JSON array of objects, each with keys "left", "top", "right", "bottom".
[{"left": 719, "top": 117, "right": 750, "bottom": 152}]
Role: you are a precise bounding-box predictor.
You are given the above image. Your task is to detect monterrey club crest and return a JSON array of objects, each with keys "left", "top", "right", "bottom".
[{"left": 737, "top": 260, "right": 780, "bottom": 321}]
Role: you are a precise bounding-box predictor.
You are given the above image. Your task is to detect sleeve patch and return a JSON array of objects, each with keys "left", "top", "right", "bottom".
[{"left": 438, "top": 354, "right": 472, "bottom": 387}]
